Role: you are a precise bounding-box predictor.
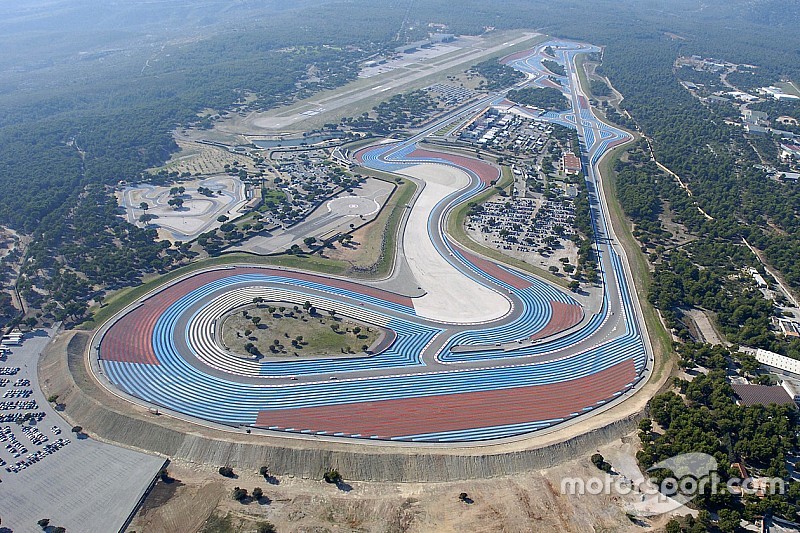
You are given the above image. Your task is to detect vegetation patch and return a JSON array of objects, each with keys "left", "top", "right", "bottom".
[
  {"left": 222, "top": 301, "right": 380, "bottom": 357},
  {"left": 469, "top": 58, "right": 526, "bottom": 91},
  {"left": 542, "top": 59, "right": 566, "bottom": 77},
  {"left": 507, "top": 87, "right": 570, "bottom": 112}
]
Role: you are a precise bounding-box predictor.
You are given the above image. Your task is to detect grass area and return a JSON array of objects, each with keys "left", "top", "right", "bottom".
[
  {"left": 432, "top": 119, "right": 462, "bottom": 137},
  {"left": 574, "top": 54, "right": 591, "bottom": 97},
  {"left": 598, "top": 142, "right": 674, "bottom": 382},
  {"left": 200, "top": 512, "right": 236, "bottom": 533},
  {"left": 222, "top": 304, "right": 380, "bottom": 357},
  {"left": 371, "top": 177, "right": 416, "bottom": 276},
  {"left": 445, "top": 163, "right": 568, "bottom": 288},
  {"left": 777, "top": 81, "right": 800, "bottom": 98},
  {"left": 260, "top": 188, "right": 286, "bottom": 209}
]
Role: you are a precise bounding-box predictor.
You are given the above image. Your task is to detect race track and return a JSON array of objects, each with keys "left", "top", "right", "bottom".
[{"left": 95, "top": 40, "right": 651, "bottom": 443}]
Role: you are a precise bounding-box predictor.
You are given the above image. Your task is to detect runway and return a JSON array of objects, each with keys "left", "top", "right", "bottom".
[{"left": 94, "top": 40, "right": 651, "bottom": 443}]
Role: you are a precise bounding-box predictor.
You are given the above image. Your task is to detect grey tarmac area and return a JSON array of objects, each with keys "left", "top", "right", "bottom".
[
  {"left": 230, "top": 178, "right": 392, "bottom": 255},
  {"left": 0, "top": 328, "right": 165, "bottom": 533}
]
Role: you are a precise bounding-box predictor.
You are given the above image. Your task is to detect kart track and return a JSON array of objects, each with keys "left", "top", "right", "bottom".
[{"left": 94, "top": 40, "right": 653, "bottom": 444}]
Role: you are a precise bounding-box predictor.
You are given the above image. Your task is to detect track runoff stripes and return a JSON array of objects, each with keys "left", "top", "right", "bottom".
[{"left": 98, "top": 40, "right": 646, "bottom": 442}]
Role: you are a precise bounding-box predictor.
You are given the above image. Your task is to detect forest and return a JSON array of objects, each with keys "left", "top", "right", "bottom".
[
  {"left": 470, "top": 59, "right": 526, "bottom": 91},
  {"left": 343, "top": 90, "right": 439, "bottom": 133},
  {"left": 640, "top": 353, "right": 800, "bottom": 529},
  {"left": 507, "top": 87, "right": 570, "bottom": 112}
]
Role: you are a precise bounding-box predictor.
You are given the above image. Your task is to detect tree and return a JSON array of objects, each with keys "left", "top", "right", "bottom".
[
  {"left": 252, "top": 487, "right": 263, "bottom": 500},
  {"left": 139, "top": 202, "right": 149, "bottom": 211},
  {"left": 47, "top": 394, "right": 59, "bottom": 404},
  {"left": 717, "top": 509, "right": 741, "bottom": 533},
  {"left": 71, "top": 425, "right": 83, "bottom": 434},
  {"left": 232, "top": 486, "right": 248, "bottom": 501},
  {"left": 251, "top": 316, "right": 261, "bottom": 326},
  {"left": 323, "top": 469, "right": 342, "bottom": 484},
  {"left": 568, "top": 280, "right": 580, "bottom": 292},
  {"left": 256, "top": 522, "right": 277, "bottom": 533},
  {"left": 37, "top": 518, "right": 50, "bottom": 528},
  {"left": 217, "top": 215, "right": 229, "bottom": 223},
  {"left": 591, "top": 453, "right": 612, "bottom": 473},
  {"left": 219, "top": 466, "right": 234, "bottom": 477},
  {"left": 259, "top": 465, "right": 269, "bottom": 477}
]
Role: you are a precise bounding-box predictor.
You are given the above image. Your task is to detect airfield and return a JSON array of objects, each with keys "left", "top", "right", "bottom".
[
  {"left": 90, "top": 40, "right": 654, "bottom": 444},
  {"left": 216, "top": 31, "right": 543, "bottom": 134}
]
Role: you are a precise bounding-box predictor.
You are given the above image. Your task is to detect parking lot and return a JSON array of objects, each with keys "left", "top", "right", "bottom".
[{"left": 0, "top": 328, "right": 166, "bottom": 533}]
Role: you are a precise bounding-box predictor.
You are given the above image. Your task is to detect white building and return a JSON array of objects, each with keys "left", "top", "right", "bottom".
[{"left": 755, "top": 348, "right": 800, "bottom": 375}]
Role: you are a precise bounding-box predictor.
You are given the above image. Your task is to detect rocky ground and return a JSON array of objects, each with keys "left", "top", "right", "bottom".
[{"left": 127, "top": 436, "right": 680, "bottom": 533}]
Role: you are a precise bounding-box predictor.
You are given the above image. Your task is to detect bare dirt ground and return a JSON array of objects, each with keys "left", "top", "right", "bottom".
[
  {"left": 127, "top": 435, "right": 678, "bottom": 533},
  {"left": 323, "top": 221, "right": 383, "bottom": 267}
]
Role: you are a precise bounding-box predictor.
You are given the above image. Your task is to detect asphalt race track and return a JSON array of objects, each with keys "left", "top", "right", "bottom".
[{"left": 95, "top": 40, "right": 652, "bottom": 443}]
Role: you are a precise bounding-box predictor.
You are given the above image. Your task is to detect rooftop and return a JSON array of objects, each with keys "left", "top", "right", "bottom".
[{"left": 732, "top": 384, "right": 795, "bottom": 407}]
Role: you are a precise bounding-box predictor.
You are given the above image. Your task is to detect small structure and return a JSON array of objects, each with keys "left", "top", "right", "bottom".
[
  {"left": 704, "top": 95, "right": 730, "bottom": 105},
  {"left": 781, "top": 380, "right": 800, "bottom": 402},
  {"left": 776, "top": 318, "right": 800, "bottom": 338},
  {"left": 743, "top": 109, "right": 768, "bottom": 124},
  {"left": 755, "top": 348, "right": 800, "bottom": 375},
  {"left": 430, "top": 33, "right": 456, "bottom": 43},
  {"left": 242, "top": 196, "right": 262, "bottom": 212},
  {"left": 780, "top": 143, "right": 800, "bottom": 159},
  {"left": 747, "top": 267, "right": 768, "bottom": 288},
  {"left": 744, "top": 124, "right": 768, "bottom": 136},
  {"left": 563, "top": 152, "right": 581, "bottom": 175},
  {"left": 760, "top": 86, "right": 800, "bottom": 101},
  {"left": 731, "top": 384, "right": 795, "bottom": 407}
]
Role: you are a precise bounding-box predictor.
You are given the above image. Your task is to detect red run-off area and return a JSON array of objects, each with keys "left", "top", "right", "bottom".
[{"left": 256, "top": 359, "right": 636, "bottom": 438}]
